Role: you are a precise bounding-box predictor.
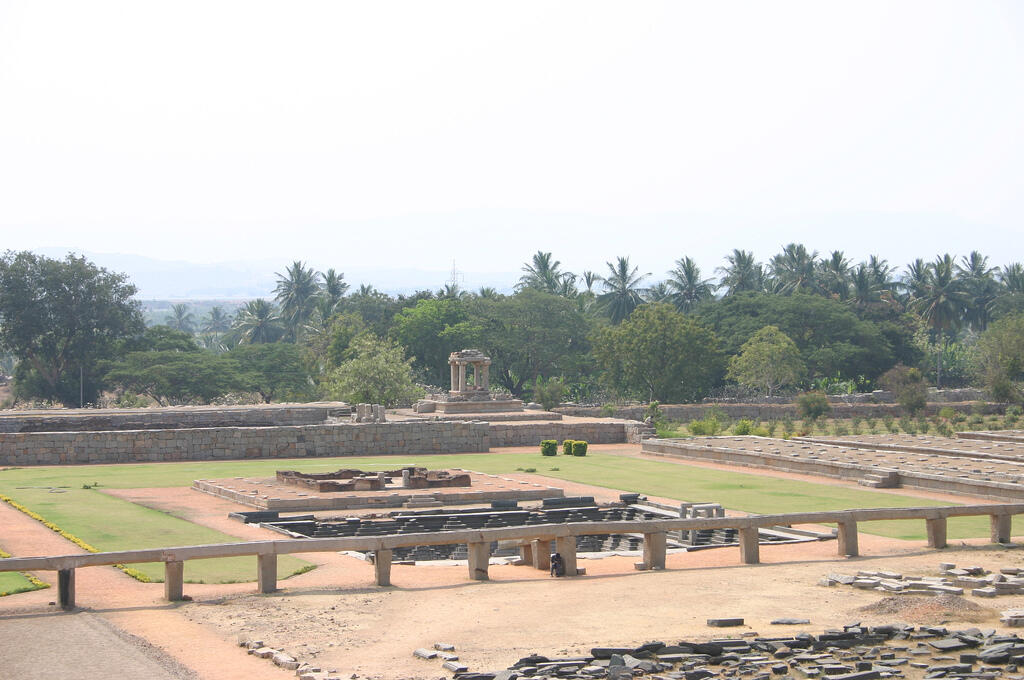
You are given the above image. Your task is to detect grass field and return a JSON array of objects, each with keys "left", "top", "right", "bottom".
[
  {"left": 0, "top": 571, "right": 43, "bottom": 596},
  {"left": 0, "top": 449, "right": 997, "bottom": 544},
  {"left": 0, "top": 486, "right": 311, "bottom": 583}
]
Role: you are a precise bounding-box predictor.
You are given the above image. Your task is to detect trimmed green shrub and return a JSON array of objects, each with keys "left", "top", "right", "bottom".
[
  {"left": 540, "top": 440, "right": 558, "bottom": 456},
  {"left": 688, "top": 418, "right": 721, "bottom": 436},
  {"left": 562, "top": 440, "right": 576, "bottom": 455},
  {"left": 751, "top": 426, "right": 770, "bottom": 437},
  {"left": 571, "top": 440, "right": 588, "bottom": 456},
  {"left": 733, "top": 419, "right": 754, "bottom": 436},
  {"left": 938, "top": 407, "right": 956, "bottom": 420}
]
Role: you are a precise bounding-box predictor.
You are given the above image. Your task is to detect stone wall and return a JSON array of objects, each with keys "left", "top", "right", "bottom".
[
  {"left": 487, "top": 422, "right": 629, "bottom": 447},
  {"left": 0, "top": 421, "right": 489, "bottom": 466},
  {"left": 556, "top": 401, "right": 1002, "bottom": 422},
  {"left": 0, "top": 403, "right": 349, "bottom": 433}
]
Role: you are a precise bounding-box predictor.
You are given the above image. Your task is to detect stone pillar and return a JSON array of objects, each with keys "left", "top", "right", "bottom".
[
  {"left": 641, "top": 532, "right": 667, "bottom": 570},
  {"left": 926, "top": 517, "right": 948, "bottom": 549},
  {"left": 164, "top": 561, "right": 184, "bottom": 601},
  {"left": 401, "top": 469, "right": 411, "bottom": 488},
  {"left": 991, "top": 514, "right": 1012, "bottom": 544},
  {"left": 554, "top": 536, "right": 578, "bottom": 576},
  {"left": 481, "top": 363, "right": 489, "bottom": 391},
  {"left": 519, "top": 543, "right": 534, "bottom": 564},
  {"left": 458, "top": 364, "right": 467, "bottom": 392},
  {"left": 374, "top": 549, "right": 393, "bottom": 586},
  {"left": 837, "top": 519, "right": 859, "bottom": 557},
  {"left": 257, "top": 554, "right": 277, "bottom": 594},
  {"left": 738, "top": 527, "right": 759, "bottom": 564},
  {"left": 531, "top": 540, "right": 551, "bottom": 571},
  {"left": 450, "top": 363, "right": 458, "bottom": 392},
  {"left": 467, "top": 541, "right": 490, "bottom": 580},
  {"left": 58, "top": 568, "right": 75, "bottom": 610}
]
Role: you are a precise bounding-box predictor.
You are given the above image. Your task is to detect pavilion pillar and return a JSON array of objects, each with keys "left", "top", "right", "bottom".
[
  {"left": 450, "top": 363, "right": 458, "bottom": 393},
  {"left": 519, "top": 542, "right": 533, "bottom": 564},
  {"left": 458, "top": 364, "right": 467, "bottom": 392},
  {"left": 164, "top": 561, "right": 184, "bottom": 601},
  {"left": 926, "top": 518, "right": 948, "bottom": 548},
  {"left": 58, "top": 568, "right": 76, "bottom": 610},
  {"left": 482, "top": 363, "right": 489, "bottom": 391}
]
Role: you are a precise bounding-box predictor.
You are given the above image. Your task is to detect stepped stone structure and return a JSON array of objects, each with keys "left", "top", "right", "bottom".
[{"left": 413, "top": 349, "right": 525, "bottom": 414}]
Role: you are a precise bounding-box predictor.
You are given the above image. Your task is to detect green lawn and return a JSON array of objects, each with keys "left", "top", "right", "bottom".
[
  {"left": 0, "top": 450, "right": 999, "bottom": 543},
  {"left": 0, "top": 487, "right": 310, "bottom": 583},
  {"left": 0, "top": 570, "right": 46, "bottom": 596}
]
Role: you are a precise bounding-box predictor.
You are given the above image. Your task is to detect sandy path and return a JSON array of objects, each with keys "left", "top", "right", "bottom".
[{"left": 3, "top": 443, "right": 1023, "bottom": 680}]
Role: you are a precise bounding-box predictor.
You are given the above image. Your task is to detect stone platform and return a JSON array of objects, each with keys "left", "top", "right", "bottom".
[{"left": 192, "top": 469, "right": 564, "bottom": 511}]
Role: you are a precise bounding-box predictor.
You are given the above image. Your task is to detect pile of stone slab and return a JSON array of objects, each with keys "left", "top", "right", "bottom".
[
  {"left": 822, "top": 564, "right": 1024, "bottom": 598},
  {"left": 452, "top": 624, "right": 1024, "bottom": 680}
]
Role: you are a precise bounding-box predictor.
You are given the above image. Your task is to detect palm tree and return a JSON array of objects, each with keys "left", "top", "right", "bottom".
[
  {"left": 956, "top": 251, "right": 998, "bottom": 331},
  {"left": 320, "top": 269, "right": 349, "bottom": 311},
  {"left": 817, "top": 250, "right": 852, "bottom": 299},
  {"left": 581, "top": 270, "right": 601, "bottom": 293},
  {"left": 476, "top": 286, "right": 500, "bottom": 299},
  {"left": 165, "top": 303, "right": 195, "bottom": 334},
  {"left": 907, "top": 254, "right": 969, "bottom": 387},
  {"left": 437, "top": 283, "right": 465, "bottom": 299},
  {"left": 716, "top": 249, "right": 764, "bottom": 295},
  {"left": 666, "top": 256, "right": 714, "bottom": 313},
  {"left": 230, "top": 299, "right": 285, "bottom": 344},
  {"left": 850, "top": 263, "right": 880, "bottom": 307},
  {"left": 769, "top": 243, "right": 818, "bottom": 294},
  {"left": 645, "top": 281, "right": 672, "bottom": 304},
  {"left": 596, "top": 256, "right": 649, "bottom": 324},
  {"left": 999, "top": 263, "right": 1024, "bottom": 295},
  {"left": 555, "top": 272, "right": 579, "bottom": 298},
  {"left": 201, "top": 306, "right": 231, "bottom": 335},
  {"left": 274, "top": 261, "right": 320, "bottom": 340},
  {"left": 517, "top": 251, "right": 565, "bottom": 294}
]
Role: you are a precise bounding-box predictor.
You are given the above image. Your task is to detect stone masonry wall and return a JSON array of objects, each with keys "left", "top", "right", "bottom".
[
  {"left": 0, "top": 403, "right": 349, "bottom": 433},
  {"left": 556, "top": 401, "right": 1003, "bottom": 422},
  {"left": 0, "top": 421, "right": 489, "bottom": 466}
]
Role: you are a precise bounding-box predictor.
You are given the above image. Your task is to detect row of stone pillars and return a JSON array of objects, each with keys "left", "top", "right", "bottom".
[
  {"left": 49, "top": 513, "right": 1019, "bottom": 609},
  {"left": 449, "top": 355, "right": 490, "bottom": 394}
]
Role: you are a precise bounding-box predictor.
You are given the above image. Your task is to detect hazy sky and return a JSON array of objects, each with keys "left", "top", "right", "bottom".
[{"left": 1, "top": 1, "right": 1022, "bottom": 287}]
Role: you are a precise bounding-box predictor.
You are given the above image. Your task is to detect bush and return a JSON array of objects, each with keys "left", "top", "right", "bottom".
[
  {"left": 571, "top": 440, "right": 588, "bottom": 456},
  {"left": 879, "top": 364, "right": 927, "bottom": 416},
  {"left": 751, "top": 426, "right": 771, "bottom": 437},
  {"left": 883, "top": 415, "right": 897, "bottom": 432},
  {"left": 540, "top": 440, "right": 558, "bottom": 456},
  {"left": 832, "top": 422, "right": 849, "bottom": 437},
  {"left": 733, "top": 419, "right": 754, "bottom": 436},
  {"left": 898, "top": 416, "right": 916, "bottom": 434},
  {"left": 766, "top": 420, "right": 779, "bottom": 437},
  {"left": 599, "top": 403, "right": 616, "bottom": 417},
  {"left": 688, "top": 417, "right": 721, "bottom": 436},
  {"left": 562, "top": 440, "right": 575, "bottom": 455},
  {"left": 532, "top": 376, "right": 565, "bottom": 411},
  {"left": 1008, "top": 405, "right": 1023, "bottom": 417},
  {"left": 952, "top": 411, "right": 967, "bottom": 424},
  {"left": 936, "top": 422, "right": 954, "bottom": 437},
  {"left": 796, "top": 391, "right": 831, "bottom": 420},
  {"left": 938, "top": 407, "right": 956, "bottom": 420}
]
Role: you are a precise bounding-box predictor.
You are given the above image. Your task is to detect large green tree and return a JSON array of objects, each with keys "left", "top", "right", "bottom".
[
  {"left": 104, "top": 349, "right": 240, "bottom": 405},
  {"left": 0, "top": 251, "right": 144, "bottom": 406},
  {"left": 593, "top": 303, "right": 724, "bottom": 402},
  {"left": 323, "top": 335, "right": 423, "bottom": 407},
  {"left": 391, "top": 298, "right": 472, "bottom": 384},
  {"left": 727, "top": 325, "right": 804, "bottom": 396},
  {"left": 698, "top": 292, "right": 894, "bottom": 381},
  {"left": 975, "top": 313, "right": 1024, "bottom": 403},
  {"left": 229, "top": 343, "right": 314, "bottom": 403},
  {"left": 473, "top": 290, "right": 591, "bottom": 398}
]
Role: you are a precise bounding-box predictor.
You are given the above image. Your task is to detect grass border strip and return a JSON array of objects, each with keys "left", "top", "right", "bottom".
[
  {"left": 0, "top": 545, "right": 51, "bottom": 596},
  {"left": 0, "top": 493, "right": 152, "bottom": 583}
]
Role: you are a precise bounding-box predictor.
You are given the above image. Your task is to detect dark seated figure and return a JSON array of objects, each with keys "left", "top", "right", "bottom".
[{"left": 550, "top": 552, "right": 565, "bottom": 577}]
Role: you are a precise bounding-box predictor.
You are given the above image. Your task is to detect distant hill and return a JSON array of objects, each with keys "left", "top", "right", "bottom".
[{"left": 33, "top": 248, "right": 517, "bottom": 299}]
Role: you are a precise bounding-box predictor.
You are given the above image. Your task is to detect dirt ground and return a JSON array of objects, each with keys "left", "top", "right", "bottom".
[{"left": 3, "top": 443, "right": 1024, "bottom": 680}]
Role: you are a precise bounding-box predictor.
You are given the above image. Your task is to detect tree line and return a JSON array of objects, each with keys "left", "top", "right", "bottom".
[{"left": 1, "top": 246, "right": 1023, "bottom": 408}]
